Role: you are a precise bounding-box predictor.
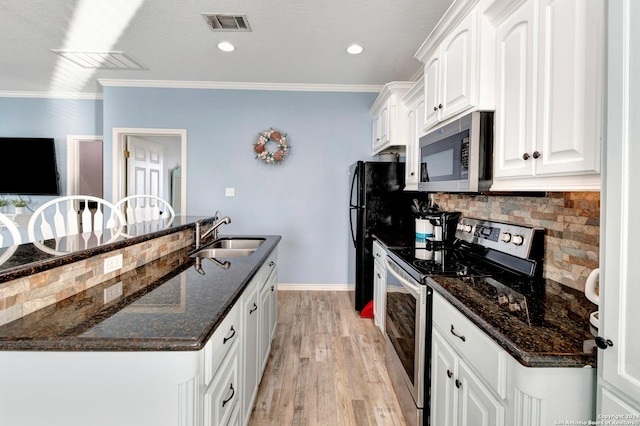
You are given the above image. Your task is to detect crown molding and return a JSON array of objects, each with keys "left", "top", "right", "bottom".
[
  {"left": 0, "top": 91, "right": 103, "bottom": 100},
  {"left": 98, "top": 79, "right": 383, "bottom": 93}
]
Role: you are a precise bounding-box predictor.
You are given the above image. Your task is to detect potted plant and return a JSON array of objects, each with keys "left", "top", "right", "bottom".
[
  {"left": 11, "top": 197, "right": 29, "bottom": 214},
  {"left": 0, "top": 196, "right": 8, "bottom": 213}
]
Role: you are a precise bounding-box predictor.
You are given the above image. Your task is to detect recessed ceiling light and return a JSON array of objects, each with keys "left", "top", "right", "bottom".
[
  {"left": 217, "top": 41, "right": 236, "bottom": 52},
  {"left": 346, "top": 44, "right": 364, "bottom": 55}
]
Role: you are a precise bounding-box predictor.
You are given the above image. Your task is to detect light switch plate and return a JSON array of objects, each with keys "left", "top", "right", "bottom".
[{"left": 225, "top": 187, "right": 235, "bottom": 197}]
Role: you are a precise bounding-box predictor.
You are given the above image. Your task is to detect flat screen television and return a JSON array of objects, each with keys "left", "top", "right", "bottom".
[{"left": 0, "top": 137, "right": 61, "bottom": 195}]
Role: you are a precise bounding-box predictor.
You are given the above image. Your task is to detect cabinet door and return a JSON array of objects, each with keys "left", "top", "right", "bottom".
[
  {"left": 373, "top": 259, "right": 386, "bottom": 333},
  {"left": 597, "top": 0, "right": 640, "bottom": 415},
  {"left": 431, "top": 329, "right": 457, "bottom": 426},
  {"left": 423, "top": 54, "right": 440, "bottom": 130},
  {"left": 439, "top": 10, "right": 477, "bottom": 122},
  {"left": 376, "top": 103, "right": 390, "bottom": 150},
  {"left": 242, "top": 282, "right": 259, "bottom": 421},
  {"left": 259, "top": 277, "right": 271, "bottom": 376},
  {"left": 204, "top": 343, "right": 240, "bottom": 426},
  {"left": 267, "top": 266, "right": 278, "bottom": 340},
  {"left": 405, "top": 105, "right": 419, "bottom": 190},
  {"left": 493, "top": 0, "right": 536, "bottom": 179},
  {"left": 534, "top": 0, "right": 603, "bottom": 176},
  {"left": 456, "top": 359, "right": 505, "bottom": 426}
]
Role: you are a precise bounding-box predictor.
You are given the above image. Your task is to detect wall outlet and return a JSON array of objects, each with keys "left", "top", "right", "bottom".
[
  {"left": 104, "top": 254, "right": 123, "bottom": 274},
  {"left": 103, "top": 281, "right": 123, "bottom": 304},
  {"left": 225, "top": 187, "right": 235, "bottom": 197}
]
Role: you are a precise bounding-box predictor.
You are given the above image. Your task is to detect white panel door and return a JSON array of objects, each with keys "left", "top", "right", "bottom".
[
  {"left": 126, "top": 136, "right": 163, "bottom": 199},
  {"left": 597, "top": 0, "right": 640, "bottom": 416}
]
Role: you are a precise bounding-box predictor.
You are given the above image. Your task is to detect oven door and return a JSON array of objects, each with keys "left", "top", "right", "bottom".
[{"left": 384, "top": 257, "right": 430, "bottom": 420}]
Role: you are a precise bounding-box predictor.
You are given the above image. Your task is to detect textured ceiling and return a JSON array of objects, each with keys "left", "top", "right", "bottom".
[{"left": 0, "top": 0, "right": 454, "bottom": 95}]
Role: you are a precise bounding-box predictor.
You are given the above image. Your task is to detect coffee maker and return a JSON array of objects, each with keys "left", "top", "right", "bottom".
[{"left": 425, "top": 211, "right": 461, "bottom": 244}]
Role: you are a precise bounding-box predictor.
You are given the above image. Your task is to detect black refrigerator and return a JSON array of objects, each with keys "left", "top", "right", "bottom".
[{"left": 348, "top": 161, "right": 416, "bottom": 311}]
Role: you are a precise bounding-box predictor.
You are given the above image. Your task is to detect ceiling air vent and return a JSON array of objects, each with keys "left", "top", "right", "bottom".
[{"left": 202, "top": 14, "right": 251, "bottom": 32}]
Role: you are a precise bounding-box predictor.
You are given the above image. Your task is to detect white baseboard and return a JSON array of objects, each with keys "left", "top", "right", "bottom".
[{"left": 277, "top": 283, "right": 352, "bottom": 291}]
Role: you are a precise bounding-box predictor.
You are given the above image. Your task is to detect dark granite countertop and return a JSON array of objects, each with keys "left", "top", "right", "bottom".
[
  {"left": 374, "top": 235, "right": 598, "bottom": 368},
  {"left": 0, "top": 234, "right": 281, "bottom": 351},
  {"left": 0, "top": 215, "right": 215, "bottom": 283}
]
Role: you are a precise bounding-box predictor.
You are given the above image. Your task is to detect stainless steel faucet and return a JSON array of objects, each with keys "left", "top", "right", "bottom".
[{"left": 195, "top": 211, "right": 231, "bottom": 249}]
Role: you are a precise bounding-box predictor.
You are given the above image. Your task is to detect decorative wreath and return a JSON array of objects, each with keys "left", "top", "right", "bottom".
[{"left": 254, "top": 128, "right": 290, "bottom": 164}]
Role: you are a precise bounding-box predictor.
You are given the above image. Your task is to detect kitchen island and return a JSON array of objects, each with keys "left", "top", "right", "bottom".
[{"left": 0, "top": 220, "right": 281, "bottom": 426}]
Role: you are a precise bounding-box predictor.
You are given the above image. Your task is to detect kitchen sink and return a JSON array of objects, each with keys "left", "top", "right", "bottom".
[
  {"left": 209, "top": 238, "right": 265, "bottom": 250},
  {"left": 191, "top": 248, "right": 256, "bottom": 259}
]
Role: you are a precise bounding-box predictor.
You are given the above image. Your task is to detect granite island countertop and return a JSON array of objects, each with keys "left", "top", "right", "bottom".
[
  {"left": 375, "top": 235, "right": 598, "bottom": 368},
  {"left": 0, "top": 234, "right": 281, "bottom": 351}
]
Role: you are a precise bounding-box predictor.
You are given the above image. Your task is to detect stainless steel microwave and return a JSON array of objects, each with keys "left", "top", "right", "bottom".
[{"left": 418, "top": 111, "right": 494, "bottom": 193}]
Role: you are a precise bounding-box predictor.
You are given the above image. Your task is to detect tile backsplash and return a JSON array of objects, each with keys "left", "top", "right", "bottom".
[{"left": 433, "top": 192, "right": 600, "bottom": 292}]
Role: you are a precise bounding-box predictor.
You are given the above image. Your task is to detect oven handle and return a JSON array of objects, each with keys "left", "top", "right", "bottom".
[{"left": 385, "top": 258, "right": 420, "bottom": 296}]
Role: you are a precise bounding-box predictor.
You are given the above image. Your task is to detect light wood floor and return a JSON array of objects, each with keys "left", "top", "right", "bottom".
[{"left": 248, "top": 290, "right": 408, "bottom": 426}]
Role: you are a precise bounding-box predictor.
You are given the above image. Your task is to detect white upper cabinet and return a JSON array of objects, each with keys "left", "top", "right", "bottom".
[
  {"left": 370, "top": 82, "right": 413, "bottom": 155},
  {"left": 423, "top": 11, "right": 477, "bottom": 130},
  {"left": 415, "top": 0, "right": 496, "bottom": 132},
  {"left": 488, "top": 0, "right": 604, "bottom": 191},
  {"left": 402, "top": 78, "right": 426, "bottom": 191}
]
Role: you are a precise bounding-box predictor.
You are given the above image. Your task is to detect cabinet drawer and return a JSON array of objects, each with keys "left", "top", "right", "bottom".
[
  {"left": 432, "top": 291, "right": 507, "bottom": 399},
  {"left": 254, "top": 249, "right": 277, "bottom": 286},
  {"left": 204, "top": 301, "right": 242, "bottom": 386},
  {"left": 372, "top": 240, "right": 386, "bottom": 264},
  {"left": 204, "top": 339, "right": 240, "bottom": 426}
]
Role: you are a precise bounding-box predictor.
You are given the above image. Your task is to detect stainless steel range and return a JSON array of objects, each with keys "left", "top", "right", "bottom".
[{"left": 384, "top": 217, "right": 545, "bottom": 426}]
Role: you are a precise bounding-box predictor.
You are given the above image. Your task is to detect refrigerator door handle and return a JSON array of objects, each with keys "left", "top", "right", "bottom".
[
  {"left": 349, "top": 206, "right": 361, "bottom": 248},
  {"left": 349, "top": 162, "right": 359, "bottom": 209}
]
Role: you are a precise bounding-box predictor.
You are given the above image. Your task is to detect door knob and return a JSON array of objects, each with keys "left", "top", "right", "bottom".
[
  {"left": 595, "top": 336, "right": 613, "bottom": 349},
  {"left": 523, "top": 153, "right": 530, "bottom": 160}
]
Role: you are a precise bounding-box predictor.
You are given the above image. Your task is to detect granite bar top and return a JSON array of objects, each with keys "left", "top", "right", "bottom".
[
  {"left": 0, "top": 234, "right": 281, "bottom": 351},
  {"left": 0, "top": 216, "right": 214, "bottom": 283},
  {"left": 375, "top": 235, "right": 598, "bottom": 368}
]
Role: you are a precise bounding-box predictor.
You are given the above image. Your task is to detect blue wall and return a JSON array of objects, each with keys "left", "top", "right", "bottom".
[
  {"left": 0, "top": 97, "right": 103, "bottom": 206},
  {"left": 103, "top": 87, "right": 377, "bottom": 285}
]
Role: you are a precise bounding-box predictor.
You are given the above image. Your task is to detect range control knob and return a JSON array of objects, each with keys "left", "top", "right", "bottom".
[
  {"left": 512, "top": 235, "right": 524, "bottom": 246},
  {"left": 500, "top": 233, "right": 512, "bottom": 243}
]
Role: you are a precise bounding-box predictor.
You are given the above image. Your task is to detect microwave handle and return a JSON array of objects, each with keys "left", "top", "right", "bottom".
[{"left": 385, "top": 258, "right": 420, "bottom": 297}]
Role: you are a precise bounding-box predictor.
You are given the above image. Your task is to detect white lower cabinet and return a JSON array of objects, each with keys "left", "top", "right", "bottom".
[
  {"left": 431, "top": 326, "right": 506, "bottom": 426},
  {"left": 259, "top": 265, "right": 278, "bottom": 375},
  {"left": 242, "top": 276, "right": 260, "bottom": 423},
  {"left": 203, "top": 338, "right": 240, "bottom": 426},
  {"left": 431, "top": 291, "right": 595, "bottom": 426},
  {"left": 242, "top": 249, "right": 278, "bottom": 425},
  {"left": 372, "top": 240, "right": 387, "bottom": 334},
  {"left": 0, "top": 249, "right": 278, "bottom": 426}
]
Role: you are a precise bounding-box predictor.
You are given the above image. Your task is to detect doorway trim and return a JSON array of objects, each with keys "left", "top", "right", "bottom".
[
  {"left": 112, "top": 128, "right": 187, "bottom": 216},
  {"left": 67, "top": 135, "right": 103, "bottom": 196}
]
